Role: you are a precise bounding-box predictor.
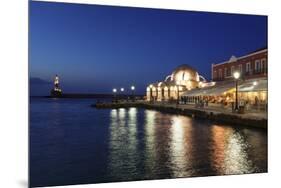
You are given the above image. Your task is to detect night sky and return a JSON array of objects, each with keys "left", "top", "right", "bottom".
[{"left": 29, "top": 1, "right": 267, "bottom": 96}]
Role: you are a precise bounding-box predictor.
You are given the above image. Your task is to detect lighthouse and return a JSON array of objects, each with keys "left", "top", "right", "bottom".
[{"left": 50, "top": 74, "right": 62, "bottom": 97}]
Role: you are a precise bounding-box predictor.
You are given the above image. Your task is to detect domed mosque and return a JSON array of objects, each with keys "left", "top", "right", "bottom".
[{"left": 146, "top": 64, "right": 207, "bottom": 101}]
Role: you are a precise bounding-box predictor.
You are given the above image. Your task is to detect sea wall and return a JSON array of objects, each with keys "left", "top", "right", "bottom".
[{"left": 92, "top": 102, "right": 267, "bottom": 129}]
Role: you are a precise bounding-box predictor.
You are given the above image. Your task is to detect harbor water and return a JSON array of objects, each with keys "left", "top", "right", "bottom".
[{"left": 30, "top": 98, "right": 267, "bottom": 187}]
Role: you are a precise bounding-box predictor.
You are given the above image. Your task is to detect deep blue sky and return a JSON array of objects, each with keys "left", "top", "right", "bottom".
[{"left": 29, "top": 1, "right": 267, "bottom": 95}]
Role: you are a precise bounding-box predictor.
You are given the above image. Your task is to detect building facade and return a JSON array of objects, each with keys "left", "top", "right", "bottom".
[
  {"left": 146, "top": 64, "right": 207, "bottom": 101},
  {"left": 180, "top": 48, "right": 268, "bottom": 110},
  {"left": 145, "top": 48, "right": 268, "bottom": 111},
  {"left": 212, "top": 48, "right": 267, "bottom": 81}
]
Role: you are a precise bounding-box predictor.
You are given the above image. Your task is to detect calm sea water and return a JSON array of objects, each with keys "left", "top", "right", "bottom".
[{"left": 30, "top": 98, "right": 267, "bottom": 187}]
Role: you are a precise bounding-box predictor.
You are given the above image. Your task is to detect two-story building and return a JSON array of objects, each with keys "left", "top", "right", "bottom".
[{"left": 212, "top": 48, "right": 267, "bottom": 81}]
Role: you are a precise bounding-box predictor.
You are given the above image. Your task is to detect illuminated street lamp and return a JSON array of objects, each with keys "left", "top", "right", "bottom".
[
  {"left": 113, "top": 88, "right": 117, "bottom": 102},
  {"left": 120, "top": 88, "right": 124, "bottom": 100},
  {"left": 253, "top": 81, "right": 257, "bottom": 86},
  {"left": 131, "top": 85, "right": 135, "bottom": 101},
  {"left": 233, "top": 71, "right": 240, "bottom": 111}
]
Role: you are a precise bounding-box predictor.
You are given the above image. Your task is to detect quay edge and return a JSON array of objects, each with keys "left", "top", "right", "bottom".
[{"left": 92, "top": 102, "right": 267, "bottom": 129}]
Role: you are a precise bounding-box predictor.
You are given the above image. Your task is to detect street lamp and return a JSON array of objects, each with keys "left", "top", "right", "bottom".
[
  {"left": 253, "top": 81, "right": 257, "bottom": 86},
  {"left": 233, "top": 71, "right": 240, "bottom": 111},
  {"left": 113, "top": 88, "right": 117, "bottom": 102},
  {"left": 131, "top": 85, "right": 135, "bottom": 101},
  {"left": 120, "top": 88, "right": 124, "bottom": 100}
]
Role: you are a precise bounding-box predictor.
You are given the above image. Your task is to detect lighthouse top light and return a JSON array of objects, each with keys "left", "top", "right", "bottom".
[{"left": 51, "top": 74, "right": 62, "bottom": 97}]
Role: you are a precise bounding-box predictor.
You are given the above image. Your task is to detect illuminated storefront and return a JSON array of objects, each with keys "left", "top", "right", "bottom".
[{"left": 181, "top": 78, "right": 267, "bottom": 109}]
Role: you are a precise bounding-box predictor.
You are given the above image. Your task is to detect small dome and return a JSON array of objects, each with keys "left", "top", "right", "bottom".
[{"left": 171, "top": 64, "right": 199, "bottom": 82}]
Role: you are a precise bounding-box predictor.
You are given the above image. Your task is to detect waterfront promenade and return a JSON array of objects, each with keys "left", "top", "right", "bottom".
[
  {"left": 93, "top": 100, "right": 267, "bottom": 129},
  {"left": 149, "top": 102, "right": 267, "bottom": 120}
]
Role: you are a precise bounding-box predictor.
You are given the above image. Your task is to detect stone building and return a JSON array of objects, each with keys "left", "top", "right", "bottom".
[{"left": 146, "top": 64, "right": 207, "bottom": 101}]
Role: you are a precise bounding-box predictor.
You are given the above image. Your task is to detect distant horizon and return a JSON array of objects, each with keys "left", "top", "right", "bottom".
[{"left": 29, "top": 1, "right": 267, "bottom": 96}]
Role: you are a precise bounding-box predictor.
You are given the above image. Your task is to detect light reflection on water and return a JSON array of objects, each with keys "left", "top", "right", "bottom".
[
  {"left": 108, "top": 108, "right": 139, "bottom": 181},
  {"left": 211, "top": 126, "right": 254, "bottom": 175},
  {"left": 30, "top": 99, "right": 267, "bottom": 187},
  {"left": 108, "top": 108, "right": 267, "bottom": 180}
]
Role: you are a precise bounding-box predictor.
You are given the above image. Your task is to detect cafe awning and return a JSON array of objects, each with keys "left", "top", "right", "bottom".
[
  {"left": 238, "top": 79, "right": 267, "bottom": 92},
  {"left": 182, "top": 78, "right": 267, "bottom": 97},
  {"left": 182, "top": 82, "right": 235, "bottom": 97}
]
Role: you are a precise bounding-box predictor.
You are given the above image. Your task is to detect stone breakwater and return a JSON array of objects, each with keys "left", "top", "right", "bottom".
[{"left": 92, "top": 102, "right": 267, "bottom": 129}]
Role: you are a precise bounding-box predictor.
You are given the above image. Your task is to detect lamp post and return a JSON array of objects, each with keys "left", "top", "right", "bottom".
[
  {"left": 113, "top": 88, "right": 117, "bottom": 102},
  {"left": 131, "top": 85, "right": 135, "bottom": 101},
  {"left": 233, "top": 71, "right": 240, "bottom": 111},
  {"left": 120, "top": 88, "right": 124, "bottom": 100}
]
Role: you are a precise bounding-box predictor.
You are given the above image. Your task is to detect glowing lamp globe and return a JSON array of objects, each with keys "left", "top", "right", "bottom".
[
  {"left": 253, "top": 81, "right": 257, "bottom": 86},
  {"left": 233, "top": 72, "right": 240, "bottom": 79}
]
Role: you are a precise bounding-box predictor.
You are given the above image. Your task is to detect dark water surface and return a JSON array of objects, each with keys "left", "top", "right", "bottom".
[{"left": 30, "top": 98, "right": 267, "bottom": 187}]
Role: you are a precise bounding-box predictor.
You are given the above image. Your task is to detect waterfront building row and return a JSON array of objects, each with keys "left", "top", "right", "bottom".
[{"left": 146, "top": 48, "right": 268, "bottom": 110}]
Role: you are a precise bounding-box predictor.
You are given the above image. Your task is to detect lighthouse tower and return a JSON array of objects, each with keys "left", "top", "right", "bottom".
[{"left": 50, "top": 74, "right": 62, "bottom": 97}]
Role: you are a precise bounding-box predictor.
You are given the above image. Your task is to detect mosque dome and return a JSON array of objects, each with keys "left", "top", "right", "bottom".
[
  {"left": 171, "top": 64, "right": 200, "bottom": 82},
  {"left": 146, "top": 64, "right": 206, "bottom": 101}
]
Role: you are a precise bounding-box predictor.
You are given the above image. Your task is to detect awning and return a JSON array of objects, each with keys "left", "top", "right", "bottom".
[
  {"left": 182, "top": 78, "right": 268, "bottom": 97},
  {"left": 182, "top": 83, "right": 234, "bottom": 97},
  {"left": 238, "top": 79, "right": 267, "bottom": 92}
]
